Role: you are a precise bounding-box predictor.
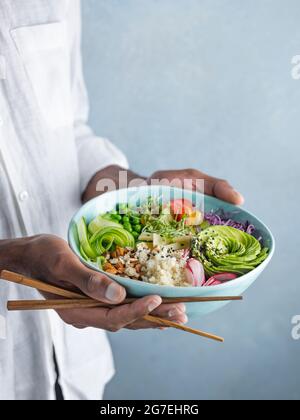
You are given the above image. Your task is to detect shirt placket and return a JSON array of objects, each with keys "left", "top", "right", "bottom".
[{"left": 0, "top": 84, "right": 31, "bottom": 237}]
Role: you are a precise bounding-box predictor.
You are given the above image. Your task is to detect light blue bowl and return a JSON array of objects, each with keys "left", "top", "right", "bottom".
[{"left": 68, "top": 186, "right": 275, "bottom": 318}]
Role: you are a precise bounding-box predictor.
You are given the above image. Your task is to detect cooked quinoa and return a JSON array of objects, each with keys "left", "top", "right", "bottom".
[
  {"left": 104, "top": 244, "right": 190, "bottom": 287},
  {"left": 136, "top": 243, "right": 189, "bottom": 286}
]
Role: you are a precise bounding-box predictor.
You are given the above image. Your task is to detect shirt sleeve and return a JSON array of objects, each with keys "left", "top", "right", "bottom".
[
  {"left": 67, "top": 0, "right": 129, "bottom": 194},
  {"left": 0, "top": 282, "right": 7, "bottom": 340}
]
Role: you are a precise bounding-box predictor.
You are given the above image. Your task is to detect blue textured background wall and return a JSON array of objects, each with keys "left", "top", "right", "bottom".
[{"left": 82, "top": 0, "right": 300, "bottom": 400}]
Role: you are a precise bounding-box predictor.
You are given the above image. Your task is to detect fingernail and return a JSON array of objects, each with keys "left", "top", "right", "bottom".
[
  {"left": 179, "top": 314, "right": 189, "bottom": 325},
  {"left": 176, "top": 303, "right": 186, "bottom": 313},
  {"left": 232, "top": 188, "right": 241, "bottom": 196},
  {"left": 227, "top": 186, "right": 236, "bottom": 194},
  {"left": 105, "top": 283, "right": 124, "bottom": 303},
  {"left": 168, "top": 304, "right": 186, "bottom": 318},
  {"left": 168, "top": 309, "right": 181, "bottom": 318},
  {"left": 230, "top": 186, "right": 240, "bottom": 195},
  {"left": 227, "top": 186, "right": 244, "bottom": 204},
  {"left": 168, "top": 309, "right": 177, "bottom": 318},
  {"left": 233, "top": 191, "right": 245, "bottom": 203},
  {"left": 148, "top": 298, "right": 162, "bottom": 313}
]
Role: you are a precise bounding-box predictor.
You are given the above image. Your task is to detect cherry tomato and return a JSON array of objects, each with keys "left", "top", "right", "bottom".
[{"left": 170, "top": 199, "right": 194, "bottom": 221}]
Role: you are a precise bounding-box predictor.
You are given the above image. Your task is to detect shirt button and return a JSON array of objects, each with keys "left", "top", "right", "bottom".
[{"left": 18, "top": 191, "right": 29, "bottom": 202}]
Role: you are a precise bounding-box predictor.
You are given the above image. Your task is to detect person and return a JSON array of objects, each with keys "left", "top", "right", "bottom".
[{"left": 0, "top": 0, "right": 244, "bottom": 400}]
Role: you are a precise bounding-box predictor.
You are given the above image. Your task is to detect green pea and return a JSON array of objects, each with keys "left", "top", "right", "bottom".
[
  {"left": 132, "top": 231, "right": 139, "bottom": 240},
  {"left": 130, "top": 216, "right": 140, "bottom": 225},
  {"left": 124, "top": 223, "right": 133, "bottom": 232},
  {"left": 110, "top": 210, "right": 118, "bottom": 215},
  {"left": 111, "top": 214, "right": 122, "bottom": 222},
  {"left": 134, "top": 224, "right": 142, "bottom": 233},
  {"left": 122, "top": 216, "right": 130, "bottom": 223}
]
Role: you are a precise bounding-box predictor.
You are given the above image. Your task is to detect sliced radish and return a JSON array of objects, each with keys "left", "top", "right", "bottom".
[
  {"left": 185, "top": 258, "right": 206, "bottom": 287},
  {"left": 182, "top": 249, "right": 190, "bottom": 259},
  {"left": 204, "top": 278, "right": 222, "bottom": 287},
  {"left": 204, "top": 273, "right": 238, "bottom": 287}
]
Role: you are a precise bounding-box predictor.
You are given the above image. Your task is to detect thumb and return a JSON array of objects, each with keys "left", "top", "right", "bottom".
[
  {"left": 213, "top": 180, "right": 245, "bottom": 205},
  {"left": 63, "top": 259, "right": 126, "bottom": 304},
  {"left": 201, "top": 174, "right": 245, "bottom": 205}
]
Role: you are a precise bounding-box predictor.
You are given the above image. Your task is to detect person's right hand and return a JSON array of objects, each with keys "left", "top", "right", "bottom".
[{"left": 0, "top": 235, "right": 187, "bottom": 331}]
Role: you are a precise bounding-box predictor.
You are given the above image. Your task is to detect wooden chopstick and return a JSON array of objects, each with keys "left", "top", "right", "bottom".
[
  {"left": 7, "top": 299, "right": 107, "bottom": 311},
  {"left": 7, "top": 295, "right": 242, "bottom": 311},
  {"left": 144, "top": 315, "right": 224, "bottom": 343},
  {"left": 6, "top": 300, "right": 224, "bottom": 343},
  {"left": 0, "top": 270, "right": 85, "bottom": 299},
  {"left": 1, "top": 270, "right": 242, "bottom": 305},
  {"left": 1, "top": 270, "right": 227, "bottom": 343}
]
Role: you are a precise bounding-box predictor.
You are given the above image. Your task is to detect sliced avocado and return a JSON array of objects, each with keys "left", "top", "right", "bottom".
[
  {"left": 192, "top": 225, "right": 269, "bottom": 277},
  {"left": 77, "top": 217, "right": 98, "bottom": 259},
  {"left": 88, "top": 215, "right": 122, "bottom": 235},
  {"left": 200, "top": 221, "right": 211, "bottom": 230}
]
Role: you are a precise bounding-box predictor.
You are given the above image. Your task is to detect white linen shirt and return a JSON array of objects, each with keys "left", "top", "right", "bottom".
[{"left": 0, "top": 0, "right": 128, "bottom": 400}]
